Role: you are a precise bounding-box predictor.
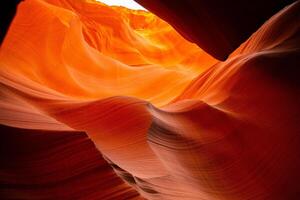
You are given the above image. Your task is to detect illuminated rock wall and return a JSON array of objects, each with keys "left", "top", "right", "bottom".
[{"left": 0, "top": 0, "right": 299, "bottom": 199}]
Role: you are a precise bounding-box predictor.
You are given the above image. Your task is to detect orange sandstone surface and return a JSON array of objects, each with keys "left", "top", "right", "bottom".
[{"left": 0, "top": 0, "right": 299, "bottom": 199}]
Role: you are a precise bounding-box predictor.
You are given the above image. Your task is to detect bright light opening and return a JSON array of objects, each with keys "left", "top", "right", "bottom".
[{"left": 96, "top": 0, "right": 147, "bottom": 10}]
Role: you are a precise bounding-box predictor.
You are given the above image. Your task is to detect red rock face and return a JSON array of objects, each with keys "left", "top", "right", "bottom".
[
  {"left": 135, "top": 0, "right": 296, "bottom": 60},
  {"left": 0, "top": 0, "right": 299, "bottom": 199}
]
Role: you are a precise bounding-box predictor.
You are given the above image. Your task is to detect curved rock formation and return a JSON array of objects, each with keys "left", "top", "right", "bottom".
[
  {"left": 135, "top": 0, "right": 296, "bottom": 60},
  {"left": 0, "top": 0, "right": 299, "bottom": 199}
]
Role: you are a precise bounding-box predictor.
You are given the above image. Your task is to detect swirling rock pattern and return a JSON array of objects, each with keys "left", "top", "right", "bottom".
[{"left": 0, "top": 0, "right": 299, "bottom": 199}]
